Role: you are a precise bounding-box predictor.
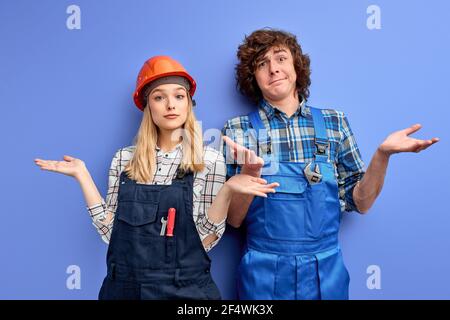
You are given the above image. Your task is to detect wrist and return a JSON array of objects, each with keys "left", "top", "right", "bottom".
[
  {"left": 223, "top": 180, "right": 234, "bottom": 195},
  {"left": 376, "top": 146, "right": 391, "bottom": 160},
  {"left": 241, "top": 167, "right": 261, "bottom": 177},
  {"left": 75, "top": 166, "right": 90, "bottom": 182}
]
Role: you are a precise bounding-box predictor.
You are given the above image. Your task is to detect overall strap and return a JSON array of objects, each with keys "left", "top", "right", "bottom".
[
  {"left": 247, "top": 110, "right": 271, "bottom": 161},
  {"left": 310, "top": 107, "right": 330, "bottom": 163},
  {"left": 248, "top": 110, "right": 265, "bottom": 132}
]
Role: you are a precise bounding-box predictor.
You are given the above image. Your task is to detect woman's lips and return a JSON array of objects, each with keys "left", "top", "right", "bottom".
[{"left": 164, "top": 114, "right": 179, "bottom": 119}]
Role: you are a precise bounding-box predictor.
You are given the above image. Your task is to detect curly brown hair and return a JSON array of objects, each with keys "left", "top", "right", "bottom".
[{"left": 236, "top": 28, "right": 311, "bottom": 103}]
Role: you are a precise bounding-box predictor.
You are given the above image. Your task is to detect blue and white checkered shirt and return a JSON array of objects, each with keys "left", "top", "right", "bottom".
[{"left": 221, "top": 98, "right": 365, "bottom": 213}]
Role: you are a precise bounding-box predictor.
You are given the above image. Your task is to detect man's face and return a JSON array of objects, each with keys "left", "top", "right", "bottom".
[{"left": 254, "top": 46, "right": 297, "bottom": 102}]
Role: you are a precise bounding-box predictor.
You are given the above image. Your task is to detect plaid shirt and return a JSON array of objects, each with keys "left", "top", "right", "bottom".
[
  {"left": 87, "top": 144, "right": 226, "bottom": 252},
  {"left": 221, "top": 99, "right": 365, "bottom": 213}
]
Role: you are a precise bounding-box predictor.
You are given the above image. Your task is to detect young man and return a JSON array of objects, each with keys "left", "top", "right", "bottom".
[{"left": 221, "top": 29, "right": 439, "bottom": 300}]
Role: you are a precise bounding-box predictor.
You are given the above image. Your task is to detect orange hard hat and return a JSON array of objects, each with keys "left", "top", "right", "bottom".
[{"left": 133, "top": 56, "right": 197, "bottom": 111}]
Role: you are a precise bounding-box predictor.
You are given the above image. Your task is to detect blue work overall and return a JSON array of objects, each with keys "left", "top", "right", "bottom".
[
  {"left": 98, "top": 168, "right": 222, "bottom": 300},
  {"left": 237, "top": 107, "right": 350, "bottom": 300}
]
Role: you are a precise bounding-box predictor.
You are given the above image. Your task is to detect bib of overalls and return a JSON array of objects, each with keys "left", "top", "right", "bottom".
[
  {"left": 98, "top": 168, "right": 221, "bottom": 300},
  {"left": 237, "top": 107, "right": 350, "bottom": 300}
]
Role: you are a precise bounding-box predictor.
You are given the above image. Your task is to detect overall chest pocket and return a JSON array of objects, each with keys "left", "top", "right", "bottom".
[
  {"left": 263, "top": 175, "right": 324, "bottom": 240},
  {"left": 116, "top": 185, "right": 161, "bottom": 228},
  {"left": 116, "top": 201, "right": 158, "bottom": 227}
]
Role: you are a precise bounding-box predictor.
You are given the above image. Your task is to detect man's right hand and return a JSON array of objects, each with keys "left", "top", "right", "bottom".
[{"left": 222, "top": 136, "right": 264, "bottom": 177}]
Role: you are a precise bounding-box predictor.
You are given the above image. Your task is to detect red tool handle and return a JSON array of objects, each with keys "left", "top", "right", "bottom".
[{"left": 166, "top": 208, "right": 176, "bottom": 237}]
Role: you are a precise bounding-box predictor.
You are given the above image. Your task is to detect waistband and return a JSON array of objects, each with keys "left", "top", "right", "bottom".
[
  {"left": 107, "top": 262, "right": 211, "bottom": 283},
  {"left": 247, "top": 233, "right": 339, "bottom": 255}
]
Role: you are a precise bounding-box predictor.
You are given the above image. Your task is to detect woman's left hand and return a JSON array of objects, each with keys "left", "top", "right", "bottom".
[{"left": 226, "top": 174, "right": 279, "bottom": 197}]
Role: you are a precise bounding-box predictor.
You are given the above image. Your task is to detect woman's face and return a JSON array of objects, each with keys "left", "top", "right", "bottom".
[{"left": 147, "top": 83, "right": 190, "bottom": 132}]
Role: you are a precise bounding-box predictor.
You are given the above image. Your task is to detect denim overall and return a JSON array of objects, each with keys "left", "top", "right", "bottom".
[
  {"left": 98, "top": 168, "right": 221, "bottom": 300},
  {"left": 237, "top": 107, "right": 350, "bottom": 300}
]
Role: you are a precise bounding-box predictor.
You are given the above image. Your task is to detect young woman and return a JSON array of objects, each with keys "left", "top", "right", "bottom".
[{"left": 34, "top": 56, "right": 278, "bottom": 300}]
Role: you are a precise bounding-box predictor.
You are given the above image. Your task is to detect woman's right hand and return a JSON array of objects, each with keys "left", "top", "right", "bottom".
[
  {"left": 225, "top": 173, "right": 279, "bottom": 198},
  {"left": 34, "top": 155, "right": 87, "bottom": 180}
]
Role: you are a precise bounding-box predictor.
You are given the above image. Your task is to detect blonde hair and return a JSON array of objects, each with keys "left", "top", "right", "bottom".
[{"left": 124, "top": 90, "right": 204, "bottom": 183}]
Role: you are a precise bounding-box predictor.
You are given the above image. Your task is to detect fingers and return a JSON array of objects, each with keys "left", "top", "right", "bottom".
[
  {"left": 34, "top": 159, "right": 49, "bottom": 167},
  {"left": 248, "top": 177, "right": 280, "bottom": 191},
  {"left": 223, "top": 136, "right": 265, "bottom": 168},
  {"left": 413, "top": 137, "right": 440, "bottom": 153},
  {"left": 251, "top": 183, "right": 278, "bottom": 194},
  {"left": 251, "top": 177, "right": 267, "bottom": 184},
  {"left": 249, "top": 190, "right": 268, "bottom": 198},
  {"left": 34, "top": 160, "right": 53, "bottom": 171},
  {"left": 403, "top": 124, "right": 422, "bottom": 136},
  {"left": 223, "top": 136, "right": 245, "bottom": 161},
  {"left": 248, "top": 149, "right": 264, "bottom": 166},
  {"left": 35, "top": 155, "right": 75, "bottom": 167},
  {"left": 431, "top": 137, "right": 440, "bottom": 144},
  {"left": 223, "top": 136, "right": 259, "bottom": 165},
  {"left": 63, "top": 155, "right": 76, "bottom": 161},
  {"left": 257, "top": 187, "right": 277, "bottom": 194},
  {"left": 222, "top": 136, "right": 237, "bottom": 149},
  {"left": 245, "top": 149, "right": 258, "bottom": 165},
  {"left": 245, "top": 149, "right": 251, "bottom": 164},
  {"left": 249, "top": 177, "right": 279, "bottom": 188},
  {"left": 248, "top": 185, "right": 278, "bottom": 197},
  {"left": 34, "top": 158, "right": 59, "bottom": 172},
  {"left": 248, "top": 150, "right": 258, "bottom": 165},
  {"left": 223, "top": 136, "right": 240, "bottom": 156},
  {"left": 265, "top": 182, "right": 280, "bottom": 189}
]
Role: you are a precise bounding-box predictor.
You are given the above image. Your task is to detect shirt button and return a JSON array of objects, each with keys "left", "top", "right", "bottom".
[
  {"left": 158, "top": 168, "right": 161, "bottom": 171},
  {"left": 165, "top": 154, "right": 168, "bottom": 157},
  {"left": 205, "top": 268, "right": 210, "bottom": 274}
]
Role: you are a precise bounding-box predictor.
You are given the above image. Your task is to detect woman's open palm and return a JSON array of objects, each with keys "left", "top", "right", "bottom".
[
  {"left": 227, "top": 174, "right": 279, "bottom": 198},
  {"left": 34, "top": 155, "right": 86, "bottom": 179}
]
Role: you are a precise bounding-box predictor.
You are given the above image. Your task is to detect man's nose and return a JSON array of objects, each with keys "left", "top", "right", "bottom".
[{"left": 268, "top": 60, "right": 279, "bottom": 75}]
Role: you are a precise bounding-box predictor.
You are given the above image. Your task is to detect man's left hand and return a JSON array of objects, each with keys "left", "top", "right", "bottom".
[{"left": 379, "top": 124, "right": 439, "bottom": 156}]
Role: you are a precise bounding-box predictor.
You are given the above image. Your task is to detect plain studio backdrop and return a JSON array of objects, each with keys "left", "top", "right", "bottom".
[{"left": 0, "top": 0, "right": 448, "bottom": 299}]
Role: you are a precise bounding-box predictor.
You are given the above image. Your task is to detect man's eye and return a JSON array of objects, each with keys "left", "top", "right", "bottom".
[
  {"left": 258, "top": 61, "right": 266, "bottom": 68},
  {"left": 176, "top": 94, "right": 185, "bottom": 100},
  {"left": 279, "top": 56, "right": 286, "bottom": 62},
  {"left": 153, "top": 96, "right": 163, "bottom": 101}
]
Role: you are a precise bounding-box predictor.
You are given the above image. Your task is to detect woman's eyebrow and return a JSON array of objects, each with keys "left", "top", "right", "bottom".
[
  {"left": 172, "top": 87, "right": 187, "bottom": 93},
  {"left": 151, "top": 86, "right": 185, "bottom": 95},
  {"left": 150, "top": 88, "right": 164, "bottom": 94}
]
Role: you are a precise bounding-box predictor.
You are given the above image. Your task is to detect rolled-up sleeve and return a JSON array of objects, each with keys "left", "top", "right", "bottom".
[
  {"left": 336, "top": 113, "right": 366, "bottom": 213},
  {"left": 194, "top": 150, "right": 227, "bottom": 251},
  {"left": 86, "top": 149, "right": 121, "bottom": 244}
]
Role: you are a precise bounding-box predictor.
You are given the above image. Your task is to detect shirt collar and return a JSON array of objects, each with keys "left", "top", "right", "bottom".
[
  {"left": 259, "top": 96, "right": 308, "bottom": 120},
  {"left": 155, "top": 142, "right": 183, "bottom": 155}
]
